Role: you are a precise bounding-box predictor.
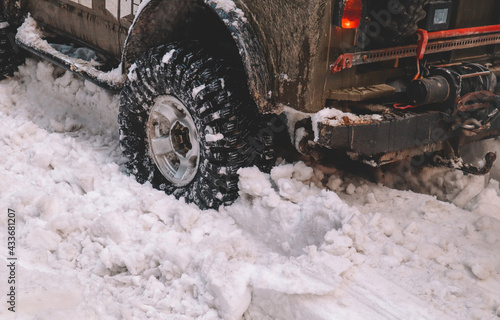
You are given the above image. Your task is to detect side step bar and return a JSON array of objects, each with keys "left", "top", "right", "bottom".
[{"left": 15, "top": 16, "right": 125, "bottom": 92}]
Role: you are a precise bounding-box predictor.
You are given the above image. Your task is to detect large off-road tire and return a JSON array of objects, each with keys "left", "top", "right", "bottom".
[
  {"left": 119, "top": 42, "right": 273, "bottom": 209},
  {"left": 0, "top": 20, "right": 23, "bottom": 80}
]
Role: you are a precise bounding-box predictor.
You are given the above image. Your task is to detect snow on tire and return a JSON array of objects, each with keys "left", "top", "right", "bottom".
[{"left": 119, "top": 42, "right": 273, "bottom": 209}]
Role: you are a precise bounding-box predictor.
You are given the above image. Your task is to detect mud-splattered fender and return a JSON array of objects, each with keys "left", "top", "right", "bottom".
[{"left": 121, "top": 0, "right": 271, "bottom": 112}]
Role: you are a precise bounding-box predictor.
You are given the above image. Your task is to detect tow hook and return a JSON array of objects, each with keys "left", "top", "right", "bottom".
[{"left": 433, "top": 152, "right": 497, "bottom": 175}]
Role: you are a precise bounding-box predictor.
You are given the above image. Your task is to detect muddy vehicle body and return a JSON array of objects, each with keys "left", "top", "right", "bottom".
[{"left": 1, "top": 0, "right": 500, "bottom": 208}]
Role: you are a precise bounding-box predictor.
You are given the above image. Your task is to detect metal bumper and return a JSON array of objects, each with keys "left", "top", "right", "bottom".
[{"left": 315, "top": 110, "right": 500, "bottom": 166}]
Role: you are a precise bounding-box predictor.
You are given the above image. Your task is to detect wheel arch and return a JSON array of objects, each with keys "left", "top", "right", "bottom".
[{"left": 121, "top": 0, "right": 271, "bottom": 112}]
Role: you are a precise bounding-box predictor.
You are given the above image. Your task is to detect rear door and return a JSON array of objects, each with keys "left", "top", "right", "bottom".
[{"left": 24, "top": 0, "right": 140, "bottom": 59}]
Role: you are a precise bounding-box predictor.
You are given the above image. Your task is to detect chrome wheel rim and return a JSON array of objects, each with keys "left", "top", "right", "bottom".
[{"left": 147, "top": 95, "right": 200, "bottom": 187}]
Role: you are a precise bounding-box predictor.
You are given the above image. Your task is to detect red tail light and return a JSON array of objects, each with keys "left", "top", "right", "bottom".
[{"left": 342, "top": 0, "right": 363, "bottom": 29}]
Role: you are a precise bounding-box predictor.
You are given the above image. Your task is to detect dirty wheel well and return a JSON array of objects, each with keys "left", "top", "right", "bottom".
[
  {"left": 125, "top": 2, "right": 245, "bottom": 78},
  {"left": 189, "top": 7, "right": 242, "bottom": 67}
]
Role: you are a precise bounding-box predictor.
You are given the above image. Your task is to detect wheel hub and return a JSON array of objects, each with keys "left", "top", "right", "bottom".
[{"left": 147, "top": 95, "right": 200, "bottom": 187}]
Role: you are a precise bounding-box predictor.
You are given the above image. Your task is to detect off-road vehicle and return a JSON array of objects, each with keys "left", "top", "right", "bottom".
[{"left": 2, "top": 0, "right": 500, "bottom": 209}]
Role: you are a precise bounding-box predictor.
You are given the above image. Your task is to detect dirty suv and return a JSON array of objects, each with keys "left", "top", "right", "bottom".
[{"left": 1, "top": 0, "right": 499, "bottom": 209}]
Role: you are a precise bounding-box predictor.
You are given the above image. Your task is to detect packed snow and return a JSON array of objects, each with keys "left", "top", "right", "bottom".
[{"left": 1, "top": 60, "right": 500, "bottom": 320}]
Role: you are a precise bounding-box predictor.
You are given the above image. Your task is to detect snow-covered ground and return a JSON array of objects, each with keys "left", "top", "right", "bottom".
[{"left": 1, "top": 60, "right": 500, "bottom": 319}]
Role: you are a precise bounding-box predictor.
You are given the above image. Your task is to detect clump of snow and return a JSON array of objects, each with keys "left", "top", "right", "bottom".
[
  {"left": 0, "top": 60, "right": 500, "bottom": 320},
  {"left": 99, "top": 63, "right": 125, "bottom": 83},
  {"left": 281, "top": 105, "right": 384, "bottom": 149},
  {"left": 281, "top": 105, "right": 312, "bottom": 144},
  {"left": 161, "top": 49, "right": 176, "bottom": 65},
  {"left": 206, "top": 133, "right": 224, "bottom": 142},
  {"left": 208, "top": 0, "right": 247, "bottom": 21},
  {"left": 192, "top": 84, "right": 206, "bottom": 98},
  {"left": 233, "top": 164, "right": 357, "bottom": 257},
  {"left": 15, "top": 14, "right": 40, "bottom": 44},
  {"left": 127, "top": 62, "right": 138, "bottom": 82},
  {"left": 279, "top": 73, "right": 292, "bottom": 82}
]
